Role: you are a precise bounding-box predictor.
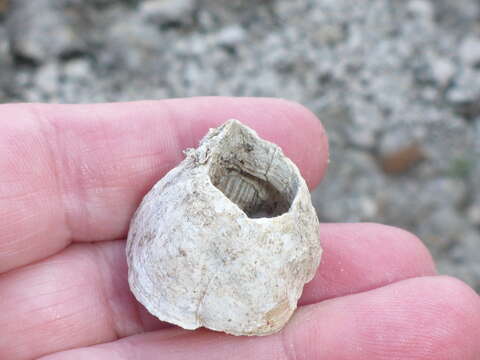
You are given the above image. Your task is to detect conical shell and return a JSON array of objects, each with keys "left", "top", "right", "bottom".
[{"left": 126, "top": 119, "right": 321, "bottom": 336}]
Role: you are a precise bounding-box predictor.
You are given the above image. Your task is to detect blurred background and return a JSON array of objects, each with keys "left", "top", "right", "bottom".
[{"left": 0, "top": 0, "right": 479, "bottom": 291}]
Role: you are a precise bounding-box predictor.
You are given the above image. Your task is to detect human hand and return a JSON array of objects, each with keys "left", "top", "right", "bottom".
[{"left": 0, "top": 98, "right": 479, "bottom": 360}]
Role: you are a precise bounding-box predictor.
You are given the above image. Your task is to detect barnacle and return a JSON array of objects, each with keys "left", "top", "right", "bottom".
[{"left": 126, "top": 119, "right": 321, "bottom": 336}]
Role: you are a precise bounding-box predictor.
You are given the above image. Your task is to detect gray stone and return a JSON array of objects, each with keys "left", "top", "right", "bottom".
[
  {"left": 430, "top": 58, "right": 456, "bottom": 86},
  {"left": 63, "top": 59, "right": 91, "bottom": 80},
  {"left": 6, "top": 0, "right": 86, "bottom": 62},
  {"left": 467, "top": 204, "right": 480, "bottom": 226},
  {"left": 459, "top": 36, "right": 480, "bottom": 66},
  {"left": 215, "top": 25, "right": 246, "bottom": 47},
  {"left": 378, "top": 127, "right": 425, "bottom": 157},
  {"left": 34, "top": 62, "right": 59, "bottom": 95},
  {"left": 0, "top": 26, "right": 12, "bottom": 98},
  {"left": 312, "top": 150, "right": 384, "bottom": 222},
  {"left": 140, "top": 0, "right": 196, "bottom": 25},
  {"left": 346, "top": 101, "right": 384, "bottom": 149},
  {"left": 419, "top": 178, "right": 467, "bottom": 209},
  {"left": 419, "top": 207, "right": 469, "bottom": 251},
  {"left": 407, "top": 0, "right": 434, "bottom": 20}
]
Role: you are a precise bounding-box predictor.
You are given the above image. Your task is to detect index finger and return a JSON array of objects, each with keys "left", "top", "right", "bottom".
[{"left": 0, "top": 97, "right": 328, "bottom": 273}]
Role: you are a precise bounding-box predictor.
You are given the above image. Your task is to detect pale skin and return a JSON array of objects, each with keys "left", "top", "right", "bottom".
[{"left": 0, "top": 97, "right": 479, "bottom": 360}]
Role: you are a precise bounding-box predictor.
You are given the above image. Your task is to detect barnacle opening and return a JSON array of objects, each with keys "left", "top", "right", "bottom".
[{"left": 208, "top": 120, "right": 299, "bottom": 219}]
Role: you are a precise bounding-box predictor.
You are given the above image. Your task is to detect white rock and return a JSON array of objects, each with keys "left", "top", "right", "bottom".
[
  {"left": 467, "top": 204, "right": 480, "bottom": 225},
  {"left": 140, "top": 0, "right": 196, "bottom": 25},
  {"left": 63, "top": 59, "right": 90, "bottom": 80},
  {"left": 459, "top": 36, "right": 480, "bottom": 66},
  {"left": 408, "top": 0, "right": 434, "bottom": 20},
  {"left": 35, "top": 62, "right": 59, "bottom": 94},
  {"left": 215, "top": 25, "right": 246, "bottom": 47},
  {"left": 6, "top": 0, "right": 85, "bottom": 62},
  {"left": 127, "top": 119, "right": 321, "bottom": 336},
  {"left": 431, "top": 58, "right": 456, "bottom": 86}
]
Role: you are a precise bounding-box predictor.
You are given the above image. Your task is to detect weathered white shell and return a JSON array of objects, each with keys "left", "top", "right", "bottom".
[{"left": 126, "top": 119, "right": 321, "bottom": 336}]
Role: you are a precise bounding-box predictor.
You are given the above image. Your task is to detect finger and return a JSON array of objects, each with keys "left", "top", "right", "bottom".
[
  {"left": 0, "top": 97, "right": 328, "bottom": 273},
  {"left": 0, "top": 223, "right": 435, "bottom": 359},
  {"left": 41, "top": 276, "right": 480, "bottom": 360},
  {"left": 301, "top": 223, "right": 436, "bottom": 305},
  {"left": 0, "top": 241, "right": 165, "bottom": 360}
]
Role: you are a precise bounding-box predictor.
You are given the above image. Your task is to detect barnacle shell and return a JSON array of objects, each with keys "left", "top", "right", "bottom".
[{"left": 126, "top": 119, "right": 321, "bottom": 336}]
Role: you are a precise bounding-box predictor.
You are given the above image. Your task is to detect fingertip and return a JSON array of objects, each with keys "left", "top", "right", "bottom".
[
  {"left": 288, "top": 276, "right": 480, "bottom": 360},
  {"left": 428, "top": 276, "right": 480, "bottom": 326},
  {"left": 356, "top": 223, "right": 437, "bottom": 274},
  {"left": 380, "top": 276, "right": 480, "bottom": 358},
  {"left": 322, "top": 222, "right": 437, "bottom": 275},
  {"left": 301, "top": 223, "right": 437, "bottom": 304}
]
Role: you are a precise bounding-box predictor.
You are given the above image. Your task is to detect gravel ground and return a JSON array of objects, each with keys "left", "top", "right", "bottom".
[{"left": 1, "top": 0, "right": 479, "bottom": 291}]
